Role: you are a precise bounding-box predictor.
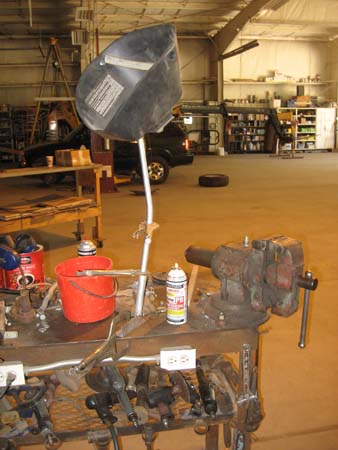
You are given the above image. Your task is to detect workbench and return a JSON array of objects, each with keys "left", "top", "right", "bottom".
[
  {"left": 0, "top": 293, "right": 260, "bottom": 450},
  {"left": 0, "top": 164, "right": 109, "bottom": 246}
]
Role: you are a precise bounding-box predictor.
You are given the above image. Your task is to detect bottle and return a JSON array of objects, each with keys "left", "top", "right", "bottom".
[
  {"left": 166, "top": 263, "right": 187, "bottom": 325},
  {"left": 77, "top": 239, "right": 96, "bottom": 257}
]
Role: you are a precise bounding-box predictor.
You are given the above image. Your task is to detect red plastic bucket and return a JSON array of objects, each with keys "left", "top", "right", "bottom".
[
  {"left": 4, "top": 245, "right": 45, "bottom": 289},
  {"left": 0, "top": 269, "right": 5, "bottom": 288},
  {"left": 55, "top": 256, "right": 115, "bottom": 323}
]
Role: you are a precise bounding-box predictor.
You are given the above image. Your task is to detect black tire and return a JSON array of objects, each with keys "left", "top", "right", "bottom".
[
  {"left": 199, "top": 174, "right": 229, "bottom": 187},
  {"left": 32, "top": 157, "right": 65, "bottom": 185},
  {"left": 147, "top": 156, "right": 169, "bottom": 185}
]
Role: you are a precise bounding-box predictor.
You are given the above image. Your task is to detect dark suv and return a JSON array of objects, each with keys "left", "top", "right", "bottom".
[{"left": 22, "top": 122, "right": 194, "bottom": 185}]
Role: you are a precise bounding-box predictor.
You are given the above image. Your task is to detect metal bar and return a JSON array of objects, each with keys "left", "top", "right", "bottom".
[
  {"left": 53, "top": 41, "right": 80, "bottom": 125},
  {"left": 77, "top": 269, "right": 149, "bottom": 277},
  {"left": 28, "top": 0, "right": 33, "bottom": 27},
  {"left": 298, "top": 288, "right": 311, "bottom": 348},
  {"left": 29, "top": 43, "right": 52, "bottom": 144},
  {"left": 218, "top": 40, "right": 259, "bottom": 61},
  {"left": 134, "top": 137, "right": 154, "bottom": 317},
  {"left": 24, "top": 355, "right": 160, "bottom": 376}
]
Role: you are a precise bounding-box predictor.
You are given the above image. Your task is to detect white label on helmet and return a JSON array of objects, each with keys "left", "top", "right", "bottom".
[
  {"left": 85, "top": 74, "right": 124, "bottom": 116},
  {"left": 104, "top": 54, "right": 153, "bottom": 71}
]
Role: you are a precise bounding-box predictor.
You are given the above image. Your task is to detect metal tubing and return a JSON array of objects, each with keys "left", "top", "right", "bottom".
[
  {"left": 298, "top": 270, "right": 314, "bottom": 348},
  {"left": 135, "top": 137, "right": 154, "bottom": 317},
  {"left": 298, "top": 288, "right": 311, "bottom": 348},
  {"left": 24, "top": 355, "right": 160, "bottom": 376},
  {"left": 76, "top": 269, "right": 149, "bottom": 277}
]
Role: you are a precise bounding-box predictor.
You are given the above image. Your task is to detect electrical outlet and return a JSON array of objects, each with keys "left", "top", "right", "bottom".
[
  {"left": 160, "top": 346, "right": 196, "bottom": 371},
  {"left": 0, "top": 361, "right": 25, "bottom": 387}
]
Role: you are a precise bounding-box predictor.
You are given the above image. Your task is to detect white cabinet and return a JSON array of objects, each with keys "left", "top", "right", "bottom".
[
  {"left": 316, "top": 108, "right": 336, "bottom": 150},
  {"left": 278, "top": 107, "right": 336, "bottom": 151}
]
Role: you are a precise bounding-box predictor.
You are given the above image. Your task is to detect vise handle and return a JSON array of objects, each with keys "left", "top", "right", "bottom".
[
  {"left": 297, "top": 271, "right": 318, "bottom": 349},
  {"left": 185, "top": 246, "right": 214, "bottom": 268}
]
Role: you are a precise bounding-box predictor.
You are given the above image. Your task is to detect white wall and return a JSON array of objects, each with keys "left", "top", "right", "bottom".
[
  {"left": 1, "top": 33, "right": 336, "bottom": 108},
  {"left": 327, "top": 39, "right": 338, "bottom": 102},
  {"left": 98, "top": 36, "right": 211, "bottom": 104},
  {"left": 222, "top": 38, "right": 335, "bottom": 104}
]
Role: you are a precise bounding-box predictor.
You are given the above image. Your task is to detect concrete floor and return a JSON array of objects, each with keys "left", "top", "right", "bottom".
[{"left": 1, "top": 153, "right": 338, "bottom": 449}]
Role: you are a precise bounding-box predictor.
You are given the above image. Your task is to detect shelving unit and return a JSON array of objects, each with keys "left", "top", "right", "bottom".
[
  {"left": 225, "top": 112, "right": 269, "bottom": 153},
  {"left": 0, "top": 106, "right": 14, "bottom": 159},
  {"left": 278, "top": 107, "right": 336, "bottom": 151}
]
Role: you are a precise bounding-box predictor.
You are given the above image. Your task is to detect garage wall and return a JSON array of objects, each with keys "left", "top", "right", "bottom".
[
  {"left": 328, "top": 40, "right": 338, "bottom": 102},
  {"left": 221, "top": 37, "right": 335, "bottom": 104},
  {"left": 0, "top": 38, "right": 80, "bottom": 106},
  {"left": 98, "top": 35, "right": 336, "bottom": 105},
  {"left": 98, "top": 36, "right": 212, "bottom": 104},
  {"left": 1, "top": 34, "right": 336, "bottom": 108}
]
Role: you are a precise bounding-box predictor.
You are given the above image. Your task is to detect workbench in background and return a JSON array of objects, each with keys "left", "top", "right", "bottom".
[{"left": 0, "top": 164, "right": 110, "bottom": 246}]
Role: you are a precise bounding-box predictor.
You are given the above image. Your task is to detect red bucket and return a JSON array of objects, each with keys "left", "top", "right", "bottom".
[
  {"left": 5, "top": 245, "right": 45, "bottom": 289},
  {"left": 0, "top": 269, "right": 5, "bottom": 288},
  {"left": 55, "top": 256, "right": 115, "bottom": 323}
]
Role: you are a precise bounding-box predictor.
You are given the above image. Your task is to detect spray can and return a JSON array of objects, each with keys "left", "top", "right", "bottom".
[
  {"left": 77, "top": 239, "right": 97, "bottom": 257},
  {"left": 166, "top": 263, "right": 187, "bottom": 325}
]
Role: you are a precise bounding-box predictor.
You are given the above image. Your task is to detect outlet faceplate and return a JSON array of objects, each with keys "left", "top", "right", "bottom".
[
  {"left": 160, "top": 346, "right": 196, "bottom": 371},
  {"left": 0, "top": 361, "right": 25, "bottom": 387}
]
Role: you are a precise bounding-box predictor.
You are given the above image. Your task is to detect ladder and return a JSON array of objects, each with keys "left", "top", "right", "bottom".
[{"left": 29, "top": 37, "right": 80, "bottom": 144}]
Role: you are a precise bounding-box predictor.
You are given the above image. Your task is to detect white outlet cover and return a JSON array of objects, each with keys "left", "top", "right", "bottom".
[
  {"left": 160, "top": 346, "right": 196, "bottom": 371},
  {"left": 0, "top": 361, "right": 25, "bottom": 387}
]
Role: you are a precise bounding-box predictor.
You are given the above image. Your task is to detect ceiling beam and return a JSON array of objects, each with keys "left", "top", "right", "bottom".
[
  {"left": 251, "top": 18, "right": 338, "bottom": 26},
  {"left": 97, "top": 14, "right": 232, "bottom": 23},
  {"left": 0, "top": 16, "right": 75, "bottom": 24},
  {"left": 99, "top": 22, "right": 222, "bottom": 31},
  {"left": 240, "top": 34, "right": 332, "bottom": 42},
  {"left": 0, "top": 0, "right": 80, "bottom": 7},
  {"left": 213, "top": 0, "right": 275, "bottom": 55},
  {"left": 96, "top": 1, "right": 245, "bottom": 10}
]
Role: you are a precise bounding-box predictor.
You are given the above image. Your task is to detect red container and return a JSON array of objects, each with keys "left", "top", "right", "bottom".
[
  {"left": 55, "top": 256, "right": 115, "bottom": 323},
  {"left": 4, "top": 245, "right": 45, "bottom": 289},
  {"left": 0, "top": 269, "right": 5, "bottom": 288}
]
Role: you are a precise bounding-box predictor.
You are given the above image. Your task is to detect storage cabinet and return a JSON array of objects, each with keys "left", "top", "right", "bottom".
[
  {"left": 278, "top": 107, "right": 336, "bottom": 151},
  {"left": 225, "top": 112, "right": 269, "bottom": 153}
]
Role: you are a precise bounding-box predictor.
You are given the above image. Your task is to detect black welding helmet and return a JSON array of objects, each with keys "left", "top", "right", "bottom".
[{"left": 75, "top": 24, "right": 182, "bottom": 141}]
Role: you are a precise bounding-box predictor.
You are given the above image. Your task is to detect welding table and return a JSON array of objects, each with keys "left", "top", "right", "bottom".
[{"left": 0, "top": 298, "right": 260, "bottom": 450}]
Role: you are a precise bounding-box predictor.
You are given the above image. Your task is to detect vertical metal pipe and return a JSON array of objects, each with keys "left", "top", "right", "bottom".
[
  {"left": 28, "top": 0, "right": 33, "bottom": 27},
  {"left": 298, "top": 288, "right": 311, "bottom": 348},
  {"left": 134, "top": 137, "right": 153, "bottom": 316}
]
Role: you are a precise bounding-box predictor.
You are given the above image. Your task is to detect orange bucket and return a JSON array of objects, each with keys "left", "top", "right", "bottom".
[{"left": 55, "top": 256, "right": 115, "bottom": 323}]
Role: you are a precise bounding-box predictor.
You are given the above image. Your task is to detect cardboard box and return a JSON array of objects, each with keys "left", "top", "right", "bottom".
[
  {"left": 55, "top": 147, "right": 92, "bottom": 167},
  {"left": 296, "top": 95, "right": 311, "bottom": 107}
]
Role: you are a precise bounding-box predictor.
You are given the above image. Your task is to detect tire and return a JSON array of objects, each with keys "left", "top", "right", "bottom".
[
  {"left": 147, "top": 156, "right": 169, "bottom": 185},
  {"left": 199, "top": 174, "right": 229, "bottom": 187},
  {"left": 32, "top": 157, "right": 65, "bottom": 185}
]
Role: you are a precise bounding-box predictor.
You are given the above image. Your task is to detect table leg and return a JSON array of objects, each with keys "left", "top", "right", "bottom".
[{"left": 205, "top": 424, "right": 219, "bottom": 450}]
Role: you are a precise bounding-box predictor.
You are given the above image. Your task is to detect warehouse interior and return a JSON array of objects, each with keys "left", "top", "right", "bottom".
[{"left": 0, "top": 1, "right": 338, "bottom": 450}]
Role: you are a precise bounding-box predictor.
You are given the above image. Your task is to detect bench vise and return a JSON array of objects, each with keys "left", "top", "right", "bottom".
[{"left": 186, "top": 236, "right": 317, "bottom": 344}]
